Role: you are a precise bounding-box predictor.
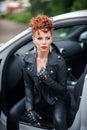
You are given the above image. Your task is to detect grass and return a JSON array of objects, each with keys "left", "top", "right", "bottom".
[{"left": 1, "top": 12, "right": 31, "bottom": 25}]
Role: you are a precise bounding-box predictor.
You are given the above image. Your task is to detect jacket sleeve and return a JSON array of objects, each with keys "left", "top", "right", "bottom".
[
  {"left": 44, "top": 56, "right": 67, "bottom": 95},
  {"left": 23, "top": 67, "right": 34, "bottom": 110}
]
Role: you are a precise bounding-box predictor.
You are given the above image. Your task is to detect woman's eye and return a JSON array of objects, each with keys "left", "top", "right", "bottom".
[
  {"left": 36, "top": 36, "right": 51, "bottom": 41},
  {"left": 46, "top": 37, "right": 51, "bottom": 40},
  {"left": 37, "top": 37, "right": 42, "bottom": 40}
]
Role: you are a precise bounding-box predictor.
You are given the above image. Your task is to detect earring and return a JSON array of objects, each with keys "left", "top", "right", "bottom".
[
  {"left": 50, "top": 45, "right": 52, "bottom": 52},
  {"left": 34, "top": 45, "right": 37, "bottom": 52}
]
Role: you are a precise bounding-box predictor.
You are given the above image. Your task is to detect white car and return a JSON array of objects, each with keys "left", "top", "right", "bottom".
[{"left": 0, "top": 10, "right": 87, "bottom": 130}]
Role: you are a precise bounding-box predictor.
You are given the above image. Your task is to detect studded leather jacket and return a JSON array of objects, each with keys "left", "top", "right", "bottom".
[{"left": 23, "top": 50, "right": 67, "bottom": 110}]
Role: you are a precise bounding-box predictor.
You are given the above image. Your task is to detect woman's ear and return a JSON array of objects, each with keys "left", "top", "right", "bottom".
[
  {"left": 32, "top": 36, "right": 37, "bottom": 52},
  {"left": 32, "top": 35, "right": 34, "bottom": 41},
  {"left": 32, "top": 36, "right": 36, "bottom": 43}
]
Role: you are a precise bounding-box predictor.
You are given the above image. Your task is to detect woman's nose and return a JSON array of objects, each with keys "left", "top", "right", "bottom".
[{"left": 42, "top": 38, "right": 46, "bottom": 44}]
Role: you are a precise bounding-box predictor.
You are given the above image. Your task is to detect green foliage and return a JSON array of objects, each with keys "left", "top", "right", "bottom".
[
  {"left": 1, "top": 12, "right": 31, "bottom": 24},
  {"left": 29, "top": 0, "right": 87, "bottom": 17},
  {"left": 71, "top": 0, "right": 87, "bottom": 11},
  {"left": 29, "top": 0, "right": 74, "bottom": 16},
  {"left": 1, "top": 0, "right": 87, "bottom": 24},
  {"left": 50, "top": 0, "right": 74, "bottom": 16},
  {"left": 29, "top": 0, "right": 53, "bottom": 17}
]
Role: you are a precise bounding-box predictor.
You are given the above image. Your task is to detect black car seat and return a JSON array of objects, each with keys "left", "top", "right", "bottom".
[{"left": 1, "top": 55, "right": 25, "bottom": 116}]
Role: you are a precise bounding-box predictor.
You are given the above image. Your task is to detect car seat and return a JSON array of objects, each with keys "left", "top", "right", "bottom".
[{"left": 1, "top": 55, "right": 25, "bottom": 115}]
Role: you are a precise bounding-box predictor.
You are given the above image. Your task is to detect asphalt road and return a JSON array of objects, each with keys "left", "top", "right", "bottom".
[{"left": 0, "top": 19, "right": 28, "bottom": 44}]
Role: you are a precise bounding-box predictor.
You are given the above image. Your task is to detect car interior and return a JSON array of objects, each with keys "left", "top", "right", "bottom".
[{"left": 1, "top": 24, "right": 87, "bottom": 129}]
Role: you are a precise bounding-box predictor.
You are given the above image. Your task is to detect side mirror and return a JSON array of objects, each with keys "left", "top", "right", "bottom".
[{"left": 80, "top": 31, "right": 87, "bottom": 43}]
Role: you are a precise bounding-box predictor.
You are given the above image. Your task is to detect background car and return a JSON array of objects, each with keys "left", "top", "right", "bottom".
[{"left": 0, "top": 10, "right": 87, "bottom": 130}]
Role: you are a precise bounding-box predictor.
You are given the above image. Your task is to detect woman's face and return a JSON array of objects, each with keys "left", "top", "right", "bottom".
[{"left": 32, "top": 30, "right": 53, "bottom": 53}]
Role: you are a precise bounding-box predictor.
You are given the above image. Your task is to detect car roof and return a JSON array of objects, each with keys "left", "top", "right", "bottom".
[{"left": 53, "top": 10, "right": 87, "bottom": 22}]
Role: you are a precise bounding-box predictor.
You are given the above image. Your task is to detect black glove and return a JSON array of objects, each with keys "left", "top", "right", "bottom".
[
  {"left": 25, "top": 109, "right": 42, "bottom": 126},
  {"left": 37, "top": 67, "right": 49, "bottom": 81}
]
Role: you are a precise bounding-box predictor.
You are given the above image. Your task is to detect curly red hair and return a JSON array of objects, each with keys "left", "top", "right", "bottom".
[{"left": 29, "top": 14, "right": 54, "bottom": 34}]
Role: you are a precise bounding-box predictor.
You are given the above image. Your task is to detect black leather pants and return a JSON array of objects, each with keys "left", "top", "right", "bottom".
[
  {"left": 53, "top": 99, "right": 68, "bottom": 130},
  {"left": 7, "top": 98, "right": 68, "bottom": 130},
  {"left": 35, "top": 98, "right": 68, "bottom": 130}
]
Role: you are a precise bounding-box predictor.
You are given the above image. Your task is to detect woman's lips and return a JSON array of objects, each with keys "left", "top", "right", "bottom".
[{"left": 41, "top": 46, "right": 47, "bottom": 49}]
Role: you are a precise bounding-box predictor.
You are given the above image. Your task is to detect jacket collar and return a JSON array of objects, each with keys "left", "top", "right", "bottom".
[
  {"left": 47, "top": 51, "right": 60, "bottom": 66},
  {"left": 25, "top": 51, "right": 60, "bottom": 66},
  {"left": 24, "top": 52, "right": 38, "bottom": 87},
  {"left": 24, "top": 51, "right": 36, "bottom": 64}
]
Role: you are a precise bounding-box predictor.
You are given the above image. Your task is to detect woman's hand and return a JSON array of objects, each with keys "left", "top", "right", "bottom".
[{"left": 25, "top": 109, "right": 42, "bottom": 126}]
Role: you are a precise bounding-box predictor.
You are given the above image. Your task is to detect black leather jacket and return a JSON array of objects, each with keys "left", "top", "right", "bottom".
[{"left": 23, "top": 51, "right": 67, "bottom": 110}]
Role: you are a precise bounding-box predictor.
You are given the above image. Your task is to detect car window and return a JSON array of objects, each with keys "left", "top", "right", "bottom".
[
  {"left": 53, "top": 25, "right": 87, "bottom": 39},
  {"left": 53, "top": 26, "right": 79, "bottom": 38}
]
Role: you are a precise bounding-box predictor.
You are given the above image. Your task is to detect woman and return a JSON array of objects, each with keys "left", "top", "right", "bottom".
[{"left": 23, "top": 14, "right": 68, "bottom": 130}]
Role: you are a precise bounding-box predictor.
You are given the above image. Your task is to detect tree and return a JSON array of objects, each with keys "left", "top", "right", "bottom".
[
  {"left": 29, "top": 0, "right": 52, "bottom": 16},
  {"left": 50, "top": 0, "right": 74, "bottom": 16},
  {"left": 29, "top": 0, "right": 87, "bottom": 17},
  {"left": 71, "top": 0, "right": 87, "bottom": 11}
]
